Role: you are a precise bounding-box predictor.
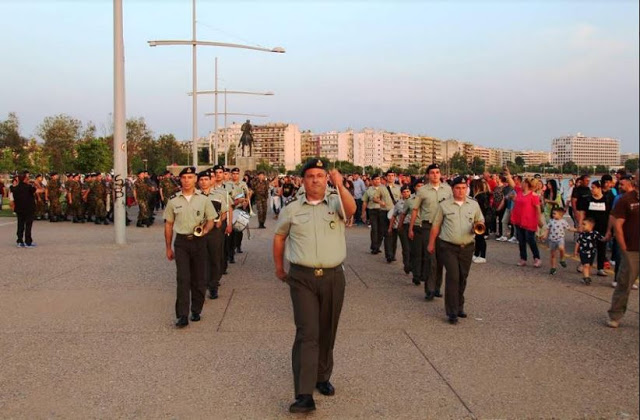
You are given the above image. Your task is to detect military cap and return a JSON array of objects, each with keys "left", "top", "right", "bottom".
[
  {"left": 211, "top": 165, "right": 224, "bottom": 172},
  {"left": 223, "top": 167, "right": 231, "bottom": 173},
  {"left": 400, "top": 185, "right": 411, "bottom": 192},
  {"left": 231, "top": 167, "right": 240, "bottom": 173},
  {"left": 300, "top": 158, "right": 326, "bottom": 176},
  {"left": 370, "top": 174, "right": 380, "bottom": 180},
  {"left": 49, "top": 172, "right": 58, "bottom": 176},
  {"left": 197, "top": 170, "right": 211, "bottom": 179},
  {"left": 179, "top": 166, "right": 197, "bottom": 176},
  {"left": 426, "top": 163, "right": 440, "bottom": 173},
  {"left": 451, "top": 175, "right": 468, "bottom": 186},
  {"left": 384, "top": 169, "right": 396, "bottom": 176}
]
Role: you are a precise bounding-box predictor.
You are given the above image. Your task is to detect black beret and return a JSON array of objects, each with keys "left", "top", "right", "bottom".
[
  {"left": 400, "top": 185, "right": 411, "bottom": 192},
  {"left": 384, "top": 169, "right": 396, "bottom": 176},
  {"left": 370, "top": 174, "right": 380, "bottom": 180},
  {"left": 197, "top": 170, "right": 211, "bottom": 179},
  {"left": 412, "top": 178, "right": 425, "bottom": 188},
  {"left": 231, "top": 167, "right": 240, "bottom": 173},
  {"left": 451, "top": 176, "right": 468, "bottom": 186},
  {"left": 223, "top": 167, "right": 231, "bottom": 173},
  {"left": 426, "top": 163, "right": 440, "bottom": 173},
  {"left": 179, "top": 166, "right": 196, "bottom": 176},
  {"left": 211, "top": 165, "right": 224, "bottom": 172},
  {"left": 300, "top": 159, "right": 327, "bottom": 176}
]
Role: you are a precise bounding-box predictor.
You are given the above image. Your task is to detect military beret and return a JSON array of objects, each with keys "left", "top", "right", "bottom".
[
  {"left": 49, "top": 172, "right": 58, "bottom": 176},
  {"left": 370, "top": 174, "right": 380, "bottom": 180},
  {"left": 426, "top": 163, "right": 440, "bottom": 173},
  {"left": 197, "top": 170, "right": 211, "bottom": 179},
  {"left": 231, "top": 167, "right": 240, "bottom": 173},
  {"left": 384, "top": 169, "right": 396, "bottom": 176},
  {"left": 400, "top": 185, "right": 411, "bottom": 192},
  {"left": 179, "top": 166, "right": 196, "bottom": 176},
  {"left": 300, "top": 159, "right": 327, "bottom": 176},
  {"left": 451, "top": 176, "right": 468, "bottom": 186},
  {"left": 223, "top": 167, "right": 231, "bottom": 173},
  {"left": 211, "top": 165, "right": 224, "bottom": 172}
]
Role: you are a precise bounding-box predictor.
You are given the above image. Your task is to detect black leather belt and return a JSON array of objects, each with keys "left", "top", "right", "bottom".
[
  {"left": 290, "top": 264, "right": 343, "bottom": 277},
  {"left": 441, "top": 239, "right": 474, "bottom": 248},
  {"left": 176, "top": 233, "right": 199, "bottom": 241}
]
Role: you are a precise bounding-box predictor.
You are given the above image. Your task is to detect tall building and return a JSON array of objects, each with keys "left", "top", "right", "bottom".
[
  {"left": 442, "top": 140, "right": 474, "bottom": 162},
  {"left": 300, "top": 130, "right": 317, "bottom": 161},
  {"left": 353, "top": 128, "right": 384, "bottom": 169},
  {"left": 250, "top": 122, "right": 301, "bottom": 171},
  {"left": 620, "top": 153, "right": 639, "bottom": 165},
  {"left": 552, "top": 133, "right": 620, "bottom": 167},
  {"left": 315, "top": 130, "right": 353, "bottom": 162},
  {"left": 516, "top": 150, "right": 552, "bottom": 166},
  {"left": 420, "top": 137, "right": 442, "bottom": 168},
  {"left": 500, "top": 149, "right": 517, "bottom": 166}
]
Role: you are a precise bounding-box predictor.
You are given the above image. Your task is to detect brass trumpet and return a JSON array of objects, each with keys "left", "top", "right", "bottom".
[
  {"left": 193, "top": 220, "right": 207, "bottom": 237},
  {"left": 473, "top": 221, "right": 486, "bottom": 236}
]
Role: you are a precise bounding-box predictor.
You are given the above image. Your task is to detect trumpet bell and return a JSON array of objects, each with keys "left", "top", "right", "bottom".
[
  {"left": 193, "top": 222, "right": 206, "bottom": 237},
  {"left": 473, "top": 222, "right": 486, "bottom": 236}
]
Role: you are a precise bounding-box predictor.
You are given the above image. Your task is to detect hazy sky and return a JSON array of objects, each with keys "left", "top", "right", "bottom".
[{"left": 1, "top": 0, "right": 638, "bottom": 152}]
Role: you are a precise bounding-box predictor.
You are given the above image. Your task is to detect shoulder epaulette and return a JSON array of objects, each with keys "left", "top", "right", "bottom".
[
  {"left": 285, "top": 196, "right": 298, "bottom": 206},
  {"left": 169, "top": 193, "right": 178, "bottom": 200}
]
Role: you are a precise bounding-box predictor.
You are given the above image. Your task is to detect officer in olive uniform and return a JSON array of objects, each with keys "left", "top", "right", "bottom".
[
  {"left": 409, "top": 164, "right": 453, "bottom": 299},
  {"left": 134, "top": 170, "right": 151, "bottom": 227},
  {"left": 229, "top": 167, "right": 251, "bottom": 253},
  {"left": 427, "top": 176, "right": 484, "bottom": 324},
  {"left": 199, "top": 167, "right": 231, "bottom": 299},
  {"left": 361, "top": 174, "right": 385, "bottom": 254},
  {"left": 92, "top": 172, "right": 109, "bottom": 225},
  {"left": 380, "top": 170, "right": 401, "bottom": 262},
  {"left": 164, "top": 166, "right": 216, "bottom": 328},
  {"left": 273, "top": 159, "right": 356, "bottom": 414}
]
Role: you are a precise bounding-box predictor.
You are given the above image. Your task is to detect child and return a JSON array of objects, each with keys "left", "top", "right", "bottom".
[
  {"left": 542, "top": 206, "right": 574, "bottom": 275},
  {"left": 574, "top": 217, "right": 605, "bottom": 285}
]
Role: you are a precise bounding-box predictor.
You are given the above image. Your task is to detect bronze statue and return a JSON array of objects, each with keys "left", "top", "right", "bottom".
[{"left": 239, "top": 119, "right": 254, "bottom": 157}]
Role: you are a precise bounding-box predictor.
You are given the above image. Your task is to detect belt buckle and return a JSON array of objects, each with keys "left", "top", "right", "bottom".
[
  {"left": 314, "top": 268, "right": 324, "bottom": 277},
  {"left": 186, "top": 235, "right": 194, "bottom": 240}
]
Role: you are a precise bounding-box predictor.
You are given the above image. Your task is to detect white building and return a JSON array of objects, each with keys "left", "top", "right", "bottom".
[
  {"left": 315, "top": 130, "right": 353, "bottom": 162},
  {"left": 249, "top": 122, "right": 301, "bottom": 171},
  {"left": 552, "top": 133, "right": 620, "bottom": 167},
  {"left": 353, "top": 128, "right": 385, "bottom": 169},
  {"left": 515, "top": 150, "right": 552, "bottom": 166}
]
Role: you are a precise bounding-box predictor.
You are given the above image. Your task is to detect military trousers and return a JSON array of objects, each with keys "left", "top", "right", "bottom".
[
  {"left": 368, "top": 209, "right": 382, "bottom": 252},
  {"left": 287, "top": 263, "right": 345, "bottom": 396},
  {"left": 174, "top": 234, "right": 207, "bottom": 318},
  {"left": 383, "top": 216, "right": 398, "bottom": 261},
  {"left": 439, "top": 240, "right": 474, "bottom": 317},
  {"left": 137, "top": 200, "right": 150, "bottom": 222},
  {"left": 423, "top": 222, "right": 444, "bottom": 295},
  {"left": 255, "top": 197, "right": 268, "bottom": 225},
  {"left": 398, "top": 225, "right": 412, "bottom": 273},
  {"left": 410, "top": 225, "right": 425, "bottom": 283},
  {"left": 205, "top": 222, "right": 226, "bottom": 294},
  {"left": 608, "top": 250, "right": 639, "bottom": 322},
  {"left": 95, "top": 198, "right": 106, "bottom": 218},
  {"left": 232, "top": 230, "right": 244, "bottom": 251}
]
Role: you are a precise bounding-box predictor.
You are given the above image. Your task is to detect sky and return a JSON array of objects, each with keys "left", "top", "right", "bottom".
[{"left": 1, "top": 0, "right": 638, "bottom": 152}]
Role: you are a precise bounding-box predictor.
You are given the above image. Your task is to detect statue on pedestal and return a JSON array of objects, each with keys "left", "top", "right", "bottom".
[{"left": 239, "top": 120, "right": 254, "bottom": 157}]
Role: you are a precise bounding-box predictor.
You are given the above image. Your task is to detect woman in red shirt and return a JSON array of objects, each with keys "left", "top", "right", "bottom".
[{"left": 505, "top": 168, "right": 543, "bottom": 267}]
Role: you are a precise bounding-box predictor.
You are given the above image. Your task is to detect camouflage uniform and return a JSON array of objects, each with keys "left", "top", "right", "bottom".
[
  {"left": 134, "top": 178, "right": 151, "bottom": 226},
  {"left": 160, "top": 177, "right": 180, "bottom": 207},
  {"left": 34, "top": 180, "right": 46, "bottom": 219},
  {"left": 251, "top": 177, "right": 270, "bottom": 227},
  {"left": 92, "top": 179, "right": 107, "bottom": 223},
  {"left": 46, "top": 178, "right": 62, "bottom": 221},
  {"left": 84, "top": 179, "right": 96, "bottom": 222}
]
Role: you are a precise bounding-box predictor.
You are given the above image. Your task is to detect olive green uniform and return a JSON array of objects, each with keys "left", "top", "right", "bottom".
[
  {"left": 92, "top": 180, "right": 107, "bottom": 222},
  {"left": 46, "top": 179, "right": 62, "bottom": 221},
  {"left": 202, "top": 187, "right": 229, "bottom": 295},
  {"left": 412, "top": 183, "right": 453, "bottom": 295},
  {"left": 432, "top": 197, "right": 484, "bottom": 318},
  {"left": 362, "top": 186, "right": 383, "bottom": 252},
  {"left": 251, "top": 178, "right": 270, "bottom": 227},
  {"left": 34, "top": 181, "right": 46, "bottom": 219},
  {"left": 164, "top": 191, "right": 217, "bottom": 318},
  {"left": 134, "top": 178, "right": 151, "bottom": 225},
  {"left": 275, "top": 192, "right": 347, "bottom": 397},
  {"left": 380, "top": 184, "right": 401, "bottom": 261}
]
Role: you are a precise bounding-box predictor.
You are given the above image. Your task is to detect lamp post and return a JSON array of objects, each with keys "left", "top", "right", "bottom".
[
  {"left": 147, "top": 0, "right": 285, "bottom": 168},
  {"left": 113, "top": 0, "right": 128, "bottom": 245}
]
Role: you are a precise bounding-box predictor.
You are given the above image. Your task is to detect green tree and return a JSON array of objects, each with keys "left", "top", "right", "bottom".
[
  {"left": 75, "top": 138, "right": 113, "bottom": 173},
  {"left": 562, "top": 161, "right": 578, "bottom": 174},
  {"left": 37, "top": 114, "right": 83, "bottom": 172},
  {"left": 470, "top": 156, "right": 486, "bottom": 174},
  {"left": 156, "top": 134, "right": 188, "bottom": 170},
  {"left": 126, "top": 117, "right": 154, "bottom": 173},
  {"left": 515, "top": 156, "right": 525, "bottom": 168},
  {"left": 449, "top": 152, "right": 468, "bottom": 174},
  {"left": 624, "top": 158, "right": 639, "bottom": 173},
  {"left": 406, "top": 163, "right": 422, "bottom": 175},
  {"left": 0, "top": 148, "right": 15, "bottom": 172},
  {"left": 594, "top": 165, "right": 609, "bottom": 175},
  {"left": 0, "top": 112, "right": 27, "bottom": 152}
]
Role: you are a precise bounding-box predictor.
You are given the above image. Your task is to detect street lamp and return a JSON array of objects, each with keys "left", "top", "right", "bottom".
[
  {"left": 142, "top": 159, "right": 148, "bottom": 171},
  {"left": 147, "top": 0, "right": 285, "bottom": 168}
]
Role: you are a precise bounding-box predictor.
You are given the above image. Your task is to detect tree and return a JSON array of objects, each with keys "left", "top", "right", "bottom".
[
  {"left": 156, "top": 134, "right": 188, "bottom": 170},
  {"left": 594, "top": 165, "right": 609, "bottom": 175},
  {"left": 624, "top": 158, "right": 639, "bottom": 173},
  {"left": 75, "top": 138, "right": 112, "bottom": 173},
  {"left": 470, "top": 157, "right": 486, "bottom": 175},
  {"left": 515, "top": 156, "right": 525, "bottom": 168},
  {"left": 37, "top": 114, "right": 83, "bottom": 172},
  {"left": 562, "top": 161, "right": 578, "bottom": 174},
  {"left": 406, "top": 163, "right": 422, "bottom": 175},
  {"left": 0, "top": 148, "right": 14, "bottom": 173},
  {"left": 0, "top": 112, "right": 27, "bottom": 152},
  {"left": 449, "top": 152, "right": 468, "bottom": 174},
  {"left": 126, "top": 117, "right": 154, "bottom": 173}
]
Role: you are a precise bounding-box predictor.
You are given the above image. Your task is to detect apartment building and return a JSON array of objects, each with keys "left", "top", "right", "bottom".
[
  {"left": 250, "top": 123, "right": 301, "bottom": 171},
  {"left": 515, "top": 150, "right": 552, "bottom": 166},
  {"left": 315, "top": 130, "right": 353, "bottom": 162},
  {"left": 300, "top": 131, "right": 317, "bottom": 161},
  {"left": 552, "top": 133, "right": 620, "bottom": 167},
  {"left": 620, "top": 153, "right": 639, "bottom": 165},
  {"left": 353, "top": 128, "right": 384, "bottom": 169},
  {"left": 442, "top": 140, "right": 474, "bottom": 162},
  {"left": 420, "top": 137, "right": 443, "bottom": 168}
]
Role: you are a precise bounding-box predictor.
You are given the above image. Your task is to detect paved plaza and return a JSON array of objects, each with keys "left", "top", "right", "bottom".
[{"left": 0, "top": 212, "right": 638, "bottom": 419}]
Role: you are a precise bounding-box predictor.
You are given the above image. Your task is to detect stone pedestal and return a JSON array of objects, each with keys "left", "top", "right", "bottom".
[{"left": 235, "top": 156, "right": 257, "bottom": 173}]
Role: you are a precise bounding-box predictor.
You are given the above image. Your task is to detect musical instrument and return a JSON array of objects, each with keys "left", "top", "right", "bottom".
[
  {"left": 232, "top": 209, "right": 250, "bottom": 232},
  {"left": 193, "top": 220, "right": 207, "bottom": 237},
  {"left": 473, "top": 221, "right": 486, "bottom": 235}
]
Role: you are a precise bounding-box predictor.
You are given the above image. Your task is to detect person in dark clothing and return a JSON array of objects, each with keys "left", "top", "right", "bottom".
[
  {"left": 586, "top": 180, "right": 611, "bottom": 276},
  {"left": 11, "top": 172, "right": 37, "bottom": 248}
]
